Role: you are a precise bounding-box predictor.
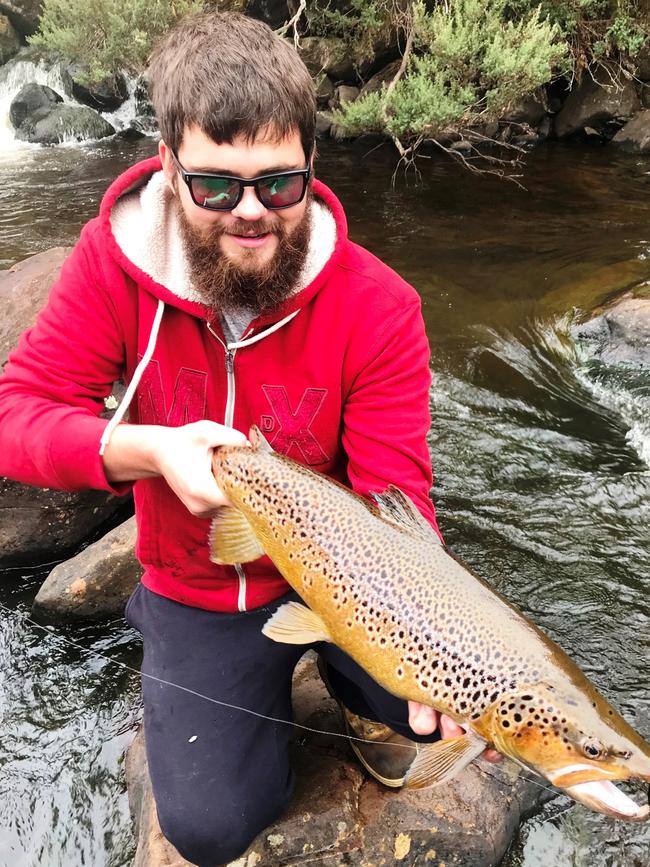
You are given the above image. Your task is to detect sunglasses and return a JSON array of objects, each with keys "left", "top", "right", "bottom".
[{"left": 170, "top": 150, "right": 311, "bottom": 212}]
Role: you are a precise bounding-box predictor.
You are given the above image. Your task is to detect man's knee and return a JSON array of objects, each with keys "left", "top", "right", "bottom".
[{"left": 157, "top": 790, "right": 291, "bottom": 866}]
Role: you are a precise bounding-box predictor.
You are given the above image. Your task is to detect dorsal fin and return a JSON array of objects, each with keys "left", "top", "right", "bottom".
[
  {"left": 248, "top": 425, "right": 273, "bottom": 453},
  {"left": 371, "top": 486, "right": 441, "bottom": 544}
]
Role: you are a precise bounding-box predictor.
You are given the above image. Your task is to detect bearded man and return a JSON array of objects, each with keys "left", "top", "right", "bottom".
[{"left": 0, "top": 11, "right": 497, "bottom": 867}]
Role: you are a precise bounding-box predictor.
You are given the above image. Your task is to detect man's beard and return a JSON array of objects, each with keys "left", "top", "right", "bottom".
[{"left": 176, "top": 195, "right": 312, "bottom": 314}]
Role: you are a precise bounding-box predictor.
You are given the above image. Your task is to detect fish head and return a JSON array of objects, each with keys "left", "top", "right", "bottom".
[
  {"left": 212, "top": 426, "right": 280, "bottom": 506},
  {"left": 486, "top": 683, "right": 650, "bottom": 821}
]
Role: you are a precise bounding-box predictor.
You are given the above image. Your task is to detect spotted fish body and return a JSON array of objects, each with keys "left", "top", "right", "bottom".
[{"left": 210, "top": 428, "right": 650, "bottom": 821}]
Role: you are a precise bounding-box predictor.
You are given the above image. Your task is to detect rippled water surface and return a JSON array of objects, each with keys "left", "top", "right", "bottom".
[{"left": 1, "top": 137, "right": 649, "bottom": 866}]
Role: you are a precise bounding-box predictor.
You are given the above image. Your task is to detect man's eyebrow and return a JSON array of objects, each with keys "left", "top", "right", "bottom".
[{"left": 187, "top": 163, "right": 305, "bottom": 176}]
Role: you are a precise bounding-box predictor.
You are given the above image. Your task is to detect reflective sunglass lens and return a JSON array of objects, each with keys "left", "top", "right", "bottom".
[
  {"left": 258, "top": 174, "right": 305, "bottom": 208},
  {"left": 191, "top": 176, "right": 240, "bottom": 209}
]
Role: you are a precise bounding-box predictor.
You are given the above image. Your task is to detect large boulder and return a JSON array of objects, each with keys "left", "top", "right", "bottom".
[
  {"left": 0, "top": 249, "right": 132, "bottom": 567},
  {"left": 612, "top": 109, "right": 650, "bottom": 153},
  {"left": 69, "top": 68, "right": 129, "bottom": 112},
  {"left": 0, "top": 0, "right": 42, "bottom": 36},
  {"left": 9, "top": 81, "right": 61, "bottom": 129},
  {"left": 554, "top": 67, "right": 641, "bottom": 139},
  {"left": 15, "top": 103, "right": 115, "bottom": 144},
  {"left": 298, "top": 36, "right": 361, "bottom": 82},
  {"left": 571, "top": 287, "right": 650, "bottom": 369},
  {"left": 0, "top": 12, "right": 21, "bottom": 65},
  {"left": 126, "top": 654, "right": 554, "bottom": 867},
  {"left": 32, "top": 516, "right": 142, "bottom": 621}
]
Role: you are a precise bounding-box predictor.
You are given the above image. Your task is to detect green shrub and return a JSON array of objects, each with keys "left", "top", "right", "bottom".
[
  {"left": 29, "top": 0, "right": 205, "bottom": 85},
  {"left": 334, "top": 0, "right": 567, "bottom": 145}
]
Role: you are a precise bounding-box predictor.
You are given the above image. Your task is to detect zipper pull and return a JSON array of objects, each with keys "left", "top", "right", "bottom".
[{"left": 225, "top": 349, "right": 234, "bottom": 374}]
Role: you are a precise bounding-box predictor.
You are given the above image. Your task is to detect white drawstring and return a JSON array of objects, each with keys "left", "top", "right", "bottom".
[
  {"left": 226, "top": 310, "right": 300, "bottom": 350},
  {"left": 99, "top": 299, "right": 166, "bottom": 456}
]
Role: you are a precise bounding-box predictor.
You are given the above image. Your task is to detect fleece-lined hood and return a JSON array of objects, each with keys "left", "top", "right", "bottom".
[{"left": 99, "top": 156, "right": 347, "bottom": 327}]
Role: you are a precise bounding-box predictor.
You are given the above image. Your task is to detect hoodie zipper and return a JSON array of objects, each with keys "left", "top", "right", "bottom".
[{"left": 207, "top": 322, "right": 247, "bottom": 612}]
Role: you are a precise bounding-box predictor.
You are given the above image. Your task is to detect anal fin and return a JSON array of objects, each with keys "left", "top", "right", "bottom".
[
  {"left": 209, "top": 506, "right": 265, "bottom": 565},
  {"left": 404, "top": 729, "right": 486, "bottom": 789},
  {"left": 262, "top": 601, "right": 333, "bottom": 645}
]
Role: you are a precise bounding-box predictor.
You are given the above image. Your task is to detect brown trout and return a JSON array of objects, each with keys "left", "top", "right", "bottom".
[{"left": 209, "top": 427, "right": 650, "bottom": 821}]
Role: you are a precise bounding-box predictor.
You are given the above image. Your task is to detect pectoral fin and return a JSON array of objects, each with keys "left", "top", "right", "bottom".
[
  {"left": 404, "top": 729, "right": 487, "bottom": 789},
  {"left": 262, "top": 601, "right": 333, "bottom": 644},
  {"left": 209, "top": 507, "right": 265, "bottom": 564}
]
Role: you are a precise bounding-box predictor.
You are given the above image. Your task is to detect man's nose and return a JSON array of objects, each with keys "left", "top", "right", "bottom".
[{"left": 230, "top": 185, "right": 268, "bottom": 221}]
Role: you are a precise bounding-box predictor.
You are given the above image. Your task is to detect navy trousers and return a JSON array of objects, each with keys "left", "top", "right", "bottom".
[{"left": 126, "top": 583, "right": 438, "bottom": 867}]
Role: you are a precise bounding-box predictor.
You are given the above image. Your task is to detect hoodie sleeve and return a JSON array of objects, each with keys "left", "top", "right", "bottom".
[
  {"left": 0, "top": 224, "right": 132, "bottom": 494},
  {"left": 342, "top": 297, "right": 443, "bottom": 541}
]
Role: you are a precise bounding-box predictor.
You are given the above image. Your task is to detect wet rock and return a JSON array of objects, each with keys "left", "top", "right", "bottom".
[
  {"left": 68, "top": 67, "right": 129, "bottom": 112},
  {"left": 555, "top": 67, "right": 641, "bottom": 139},
  {"left": 133, "top": 75, "right": 155, "bottom": 118},
  {"left": 15, "top": 103, "right": 115, "bottom": 144},
  {"left": 126, "top": 654, "right": 554, "bottom": 867},
  {"left": 32, "top": 516, "right": 141, "bottom": 621},
  {"left": 0, "top": 249, "right": 132, "bottom": 566},
  {"left": 572, "top": 288, "right": 650, "bottom": 369},
  {"left": 245, "top": 0, "right": 291, "bottom": 29},
  {"left": 0, "top": 0, "right": 42, "bottom": 36},
  {"left": 612, "top": 110, "right": 650, "bottom": 153},
  {"left": 0, "top": 12, "right": 21, "bottom": 65},
  {"left": 9, "top": 81, "right": 61, "bottom": 129}
]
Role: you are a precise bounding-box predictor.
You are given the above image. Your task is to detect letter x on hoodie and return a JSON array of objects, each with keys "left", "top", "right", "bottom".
[{"left": 0, "top": 157, "right": 441, "bottom": 612}]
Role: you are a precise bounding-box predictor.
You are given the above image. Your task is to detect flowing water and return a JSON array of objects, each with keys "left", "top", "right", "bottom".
[{"left": 0, "top": 132, "right": 649, "bottom": 866}]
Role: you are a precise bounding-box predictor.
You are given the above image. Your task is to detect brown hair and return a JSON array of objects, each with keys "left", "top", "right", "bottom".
[{"left": 148, "top": 11, "right": 316, "bottom": 160}]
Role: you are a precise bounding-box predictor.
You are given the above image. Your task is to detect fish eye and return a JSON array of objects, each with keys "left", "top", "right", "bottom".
[{"left": 581, "top": 738, "right": 605, "bottom": 760}]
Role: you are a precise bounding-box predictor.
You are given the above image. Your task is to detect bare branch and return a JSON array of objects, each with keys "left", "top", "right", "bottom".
[{"left": 275, "top": 0, "right": 307, "bottom": 49}]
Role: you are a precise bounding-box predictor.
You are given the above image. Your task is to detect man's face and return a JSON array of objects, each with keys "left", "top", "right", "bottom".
[{"left": 160, "top": 125, "right": 313, "bottom": 311}]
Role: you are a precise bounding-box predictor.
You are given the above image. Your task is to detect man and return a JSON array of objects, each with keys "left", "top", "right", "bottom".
[{"left": 0, "top": 12, "right": 497, "bottom": 867}]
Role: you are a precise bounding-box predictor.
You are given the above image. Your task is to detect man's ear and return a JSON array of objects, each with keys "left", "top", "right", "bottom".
[{"left": 159, "top": 140, "right": 176, "bottom": 192}]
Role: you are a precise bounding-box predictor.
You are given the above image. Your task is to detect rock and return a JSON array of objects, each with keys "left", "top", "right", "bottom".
[
  {"left": 15, "top": 103, "right": 115, "bottom": 144},
  {"left": 244, "top": 0, "right": 291, "bottom": 29},
  {"left": 641, "top": 84, "right": 650, "bottom": 109},
  {"left": 0, "top": 249, "right": 132, "bottom": 566},
  {"left": 538, "top": 115, "right": 552, "bottom": 139},
  {"left": 126, "top": 654, "right": 554, "bottom": 867},
  {"left": 114, "top": 123, "right": 147, "bottom": 141},
  {"left": 32, "top": 516, "right": 141, "bottom": 620},
  {"left": 298, "top": 36, "right": 360, "bottom": 82},
  {"left": 314, "top": 72, "right": 335, "bottom": 109},
  {"left": 334, "top": 84, "right": 359, "bottom": 109},
  {"left": 0, "top": 0, "right": 42, "bottom": 36},
  {"left": 572, "top": 288, "right": 650, "bottom": 369},
  {"left": 0, "top": 12, "right": 21, "bottom": 65},
  {"left": 502, "top": 93, "right": 547, "bottom": 127},
  {"left": 554, "top": 67, "right": 641, "bottom": 139},
  {"left": 9, "top": 81, "right": 61, "bottom": 129},
  {"left": 359, "top": 59, "right": 401, "bottom": 99},
  {"left": 134, "top": 75, "right": 155, "bottom": 118},
  {"left": 315, "top": 110, "right": 333, "bottom": 137},
  {"left": 633, "top": 41, "right": 650, "bottom": 81},
  {"left": 69, "top": 68, "right": 129, "bottom": 112},
  {"left": 612, "top": 110, "right": 650, "bottom": 153}
]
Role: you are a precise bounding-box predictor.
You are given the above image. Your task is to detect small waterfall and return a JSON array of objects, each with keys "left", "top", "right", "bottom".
[{"left": 0, "top": 56, "right": 147, "bottom": 152}]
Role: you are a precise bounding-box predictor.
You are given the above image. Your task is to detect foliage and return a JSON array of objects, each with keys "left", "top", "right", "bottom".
[
  {"left": 504, "top": 0, "right": 650, "bottom": 69},
  {"left": 306, "top": 0, "right": 396, "bottom": 68},
  {"left": 29, "top": 0, "right": 205, "bottom": 85},
  {"left": 334, "top": 0, "right": 567, "bottom": 145}
]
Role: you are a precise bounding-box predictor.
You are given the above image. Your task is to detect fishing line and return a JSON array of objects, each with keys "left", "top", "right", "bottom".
[{"left": 0, "top": 600, "right": 574, "bottom": 802}]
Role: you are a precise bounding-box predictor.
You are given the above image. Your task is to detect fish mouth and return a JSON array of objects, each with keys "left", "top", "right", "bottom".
[{"left": 562, "top": 780, "right": 650, "bottom": 822}]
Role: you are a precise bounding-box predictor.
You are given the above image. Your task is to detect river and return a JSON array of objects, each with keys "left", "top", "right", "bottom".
[{"left": 0, "top": 135, "right": 649, "bottom": 867}]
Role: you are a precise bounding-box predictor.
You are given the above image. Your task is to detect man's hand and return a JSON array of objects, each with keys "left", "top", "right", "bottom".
[
  {"left": 102, "top": 420, "right": 248, "bottom": 517},
  {"left": 408, "top": 701, "right": 502, "bottom": 762}
]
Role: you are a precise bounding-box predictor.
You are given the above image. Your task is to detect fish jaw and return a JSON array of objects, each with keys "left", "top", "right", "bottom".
[{"left": 562, "top": 780, "right": 650, "bottom": 822}]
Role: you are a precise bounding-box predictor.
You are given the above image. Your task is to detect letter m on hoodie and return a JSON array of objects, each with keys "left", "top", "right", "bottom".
[{"left": 137, "top": 360, "right": 207, "bottom": 426}]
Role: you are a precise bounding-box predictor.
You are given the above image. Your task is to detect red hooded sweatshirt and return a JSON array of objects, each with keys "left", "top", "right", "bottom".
[{"left": 0, "top": 157, "right": 439, "bottom": 611}]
